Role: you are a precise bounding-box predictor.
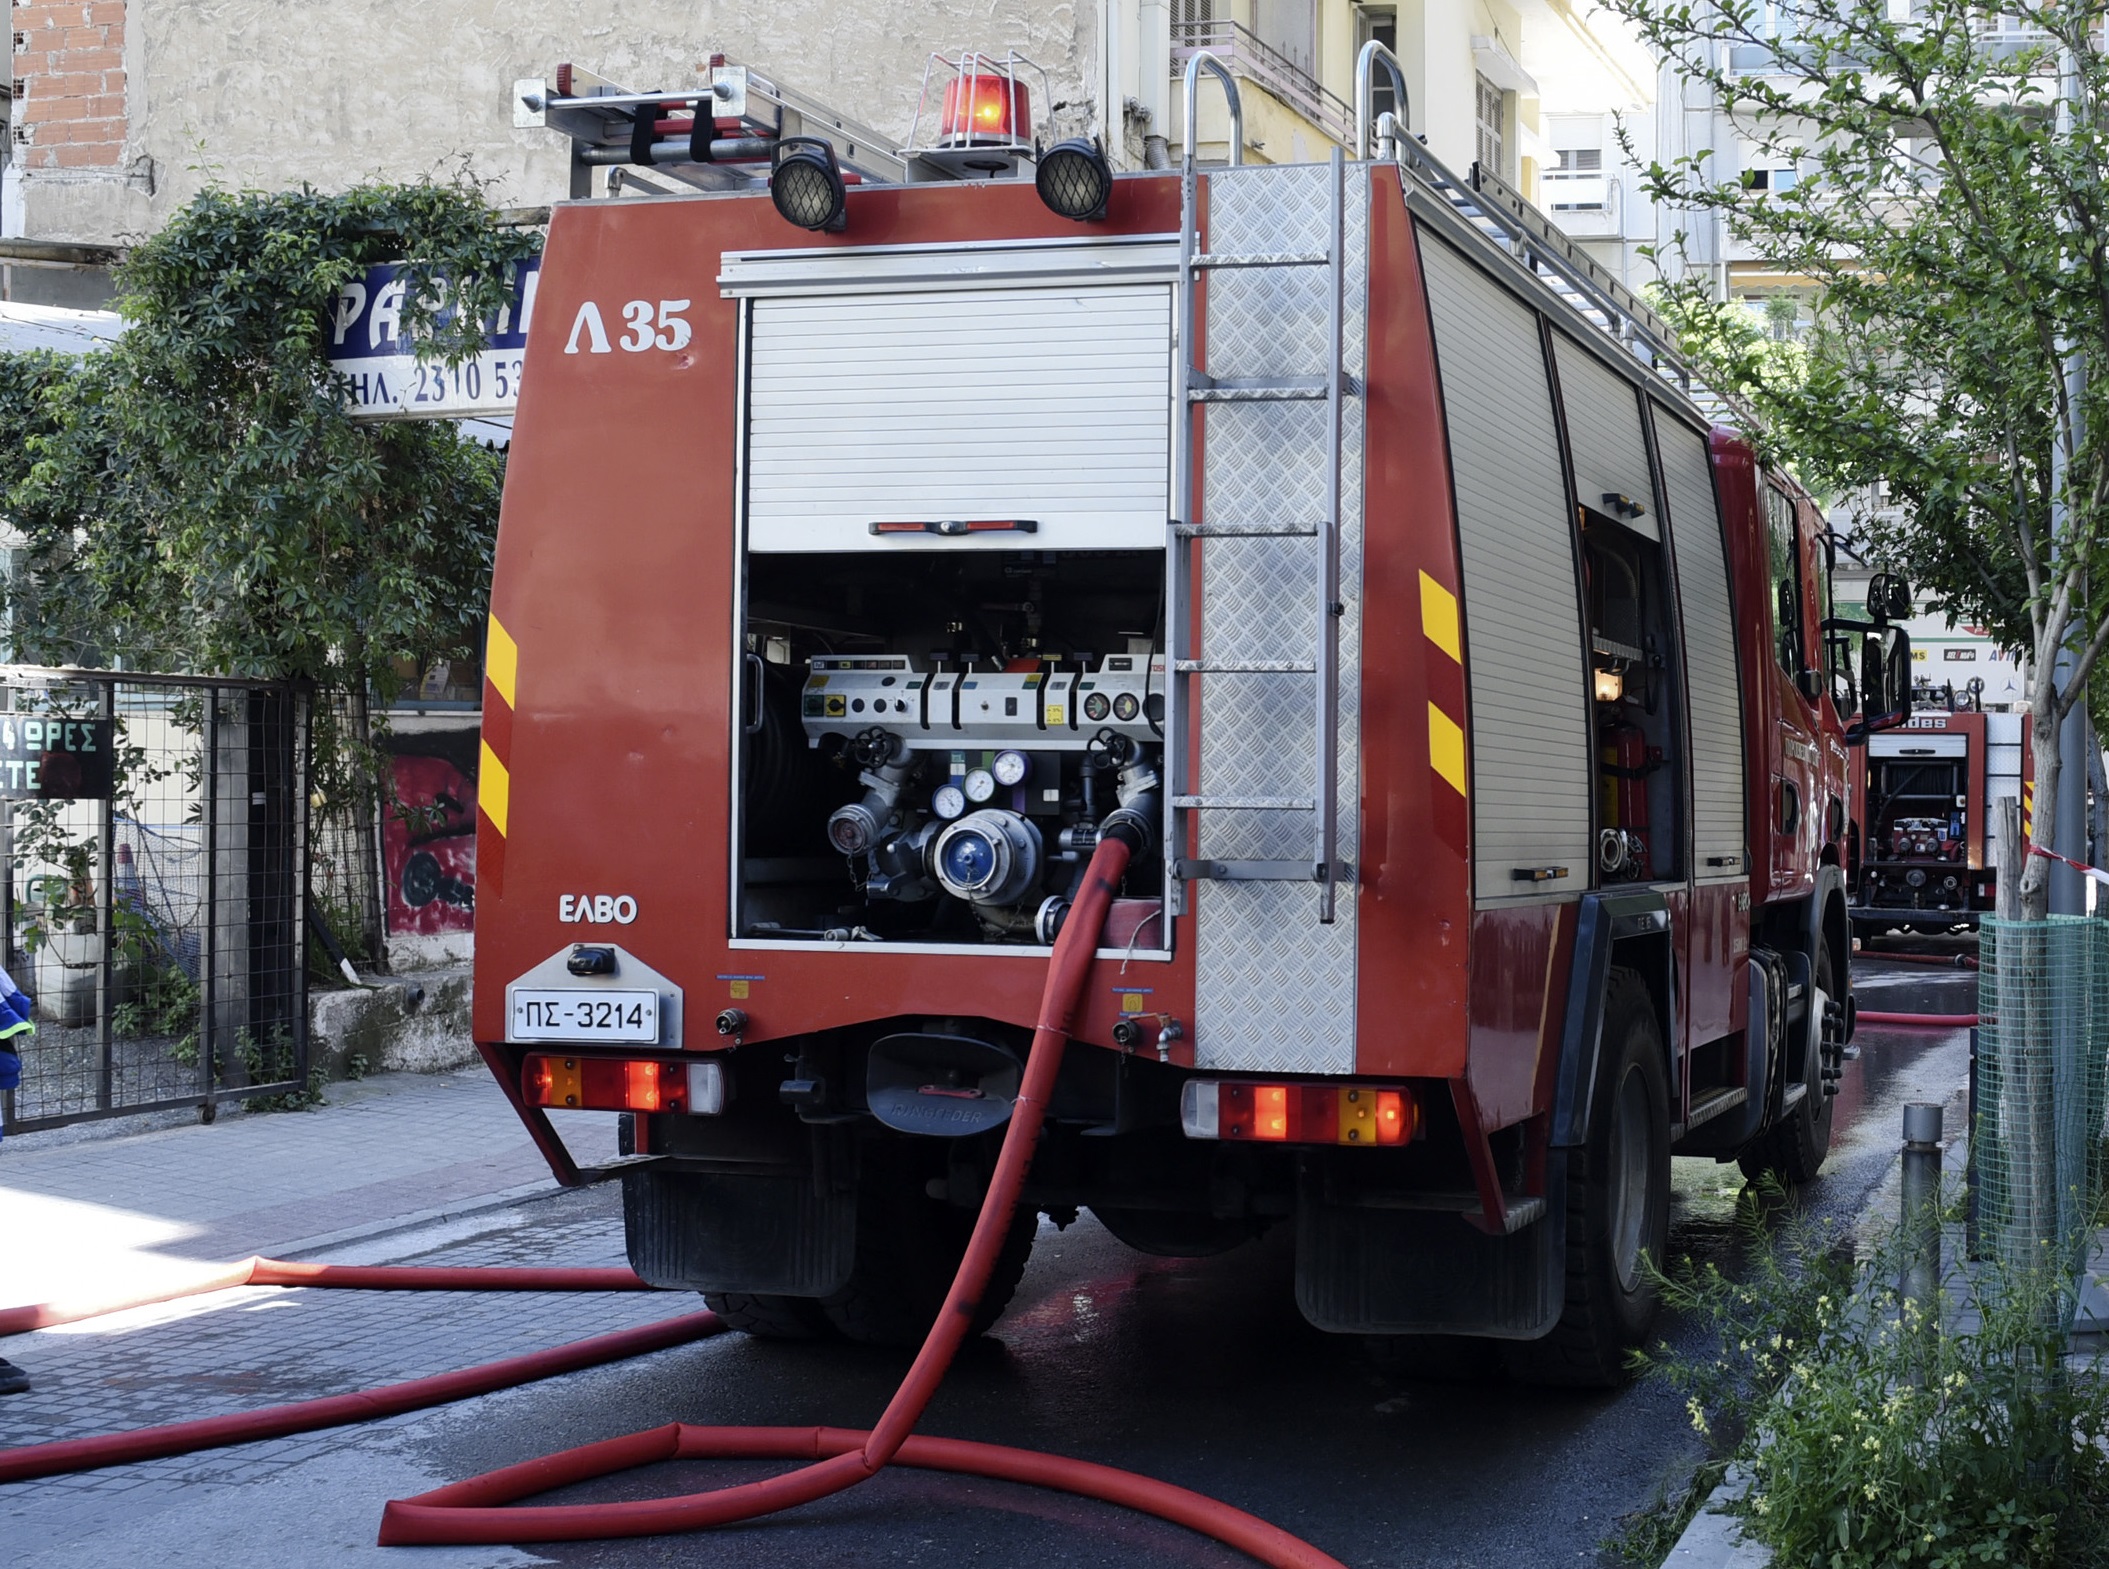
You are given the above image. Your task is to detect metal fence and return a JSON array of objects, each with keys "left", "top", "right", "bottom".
[
  {"left": 0, "top": 667, "right": 313, "bottom": 1132},
  {"left": 1973, "top": 915, "right": 2109, "bottom": 1282}
]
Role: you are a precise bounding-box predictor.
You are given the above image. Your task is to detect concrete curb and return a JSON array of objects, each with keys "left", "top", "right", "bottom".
[
  {"left": 1662, "top": 1477, "right": 1768, "bottom": 1566},
  {"left": 272, "top": 1177, "right": 572, "bottom": 1261}
]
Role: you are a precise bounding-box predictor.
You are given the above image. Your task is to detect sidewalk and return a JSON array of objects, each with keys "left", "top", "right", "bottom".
[
  {"left": 3, "top": 1071, "right": 614, "bottom": 1312},
  {"left": 0, "top": 1071, "right": 657, "bottom": 1569}
]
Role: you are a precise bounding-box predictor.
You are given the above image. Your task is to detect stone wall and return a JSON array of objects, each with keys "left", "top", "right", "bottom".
[{"left": 13, "top": 0, "right": 1096, "bottom": 244}]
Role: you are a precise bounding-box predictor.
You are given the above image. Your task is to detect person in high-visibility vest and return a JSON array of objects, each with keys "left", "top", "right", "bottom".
[{"left": 0, "top": 962, "right": 35, "bottom": 1397}]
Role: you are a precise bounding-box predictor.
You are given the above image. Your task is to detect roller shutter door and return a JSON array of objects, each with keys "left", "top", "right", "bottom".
[
  {"left": 1420, "top": 233, "right": 1591, "bottom": 905},
  {"left": 1652, "top": 406, "right": 1747, "bottom": 882},
  {"left": 1554, "top": 333, "right": 1659, "bottom": 541},
  {"left": 746, "top": 285, "right": 1171, "bottom": 552}
]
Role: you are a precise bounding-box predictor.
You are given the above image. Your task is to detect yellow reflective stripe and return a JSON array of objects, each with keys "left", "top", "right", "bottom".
[
  {"left": 1428, "top": 704, "right": 1466, "bottom": 797},
  {"left": 486, "top": 616, "right": 519, "bottom": 710},
  {"left": 479, "top": 740, "right": 510, "bottom": 836},
  {"left": 1419, "top": 571, "right": 1461, "bottom": 665}
]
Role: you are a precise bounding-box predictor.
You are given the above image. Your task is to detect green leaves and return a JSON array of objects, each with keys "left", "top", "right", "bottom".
[
  {"left": 0, "top": 179, "right": 538, "bottom": 695},
  {"left": 1612, "top": 0, "right": 2109, "bottom": 693}
]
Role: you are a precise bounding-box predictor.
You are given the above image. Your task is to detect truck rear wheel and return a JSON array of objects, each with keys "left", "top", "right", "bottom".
[
  {"left": 1736, "top": 944, "right": 1839, "bottom": 1186},
  {"left": 701, "top": 1292, "right": 836, "bottom": 1340},
  {"left": 1505, "top": 967, "right": 1669, "bottom": 1388},
  {"left": 819, "top": 1146, "right": 1038, "bottom": 1347}
]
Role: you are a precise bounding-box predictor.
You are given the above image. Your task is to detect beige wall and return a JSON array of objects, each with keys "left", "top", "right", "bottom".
[{"left": 18, "top": 1, "right": 1096, "bottom": 245}]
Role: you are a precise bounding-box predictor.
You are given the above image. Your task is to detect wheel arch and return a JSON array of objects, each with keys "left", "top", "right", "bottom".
[{"left": 1552, "top": 890, "right": 1677, "bottom": 1150}]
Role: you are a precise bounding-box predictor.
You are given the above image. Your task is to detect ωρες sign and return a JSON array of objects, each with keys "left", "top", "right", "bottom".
[
  {"left": 327, "top": 257, "right": 539, "bottom": 421},
  {"left": 0, "top": 716, "right": 115, "bottom": 799}
]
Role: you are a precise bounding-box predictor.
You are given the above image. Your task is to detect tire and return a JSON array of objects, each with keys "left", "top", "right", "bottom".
[
  {"left": 1504, "top": 966, "right": 1670, "bottom": 1388},
  {"left": 1736, "top": 943, "right": 1839, "bottom": 1186},
  {"left": 1091, "top": 1205, "right": 1260, "bottom": 1258},
  {"left": 820, "top": 1147, "right": 1038, "bottom": 1348},
  {"left": 701, "top": 1291, "right": 836, "bottom": 1340}
]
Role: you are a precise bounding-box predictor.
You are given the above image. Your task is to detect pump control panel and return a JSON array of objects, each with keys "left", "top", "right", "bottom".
[{"left": 801, "top": 654, "right": 1163, "bottom": 751}]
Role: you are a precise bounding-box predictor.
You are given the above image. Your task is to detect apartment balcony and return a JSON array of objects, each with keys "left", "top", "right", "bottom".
[
  {"left": 1170, "top": 19, "right": 1354, "bottom": 152},
  {"left": 1540, "top": 169, "right": 1628, "bottom": 239}
]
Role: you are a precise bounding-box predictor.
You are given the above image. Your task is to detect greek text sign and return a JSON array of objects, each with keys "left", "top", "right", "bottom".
[
  {"left": 327, "top": 258, "right": 540, "bottom": 421},
  {"left": 0, "top": 716, "right": 114, "bottom": 799}
]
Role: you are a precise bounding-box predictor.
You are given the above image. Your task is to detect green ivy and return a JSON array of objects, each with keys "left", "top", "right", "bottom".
[{"left": 0, "top": 180, "right": 540, "bottom": 696}]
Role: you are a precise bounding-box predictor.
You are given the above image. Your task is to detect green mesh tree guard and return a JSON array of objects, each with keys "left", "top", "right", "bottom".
[{"left": 1975, "top": 917, "right": 2109, "bottom": 1287}]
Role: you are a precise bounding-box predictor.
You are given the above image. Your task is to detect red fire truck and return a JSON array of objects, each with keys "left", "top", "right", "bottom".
[
  {"left": 473, "top": 51, "right": 1912, "bottom": 1386},
  {"left": 1848, "top": 679, "right": 2029, "bottom": 934}
]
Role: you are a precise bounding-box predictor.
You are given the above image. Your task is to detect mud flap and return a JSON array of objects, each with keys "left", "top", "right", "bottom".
[
  {"left": 622, "top": 1167, "right": 854, "bottom": 1295},
  {"left": 1292, "top": 1155, "right": 1566, "bottom": 1337}
]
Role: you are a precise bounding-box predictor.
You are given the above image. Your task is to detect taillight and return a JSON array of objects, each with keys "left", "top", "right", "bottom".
[
  {"left": 1179, "top": 1079, "right": 1417, "bottom": 1147},
  {"left": 523, "top": 1054, "right": 725, "bottom": 1115}
]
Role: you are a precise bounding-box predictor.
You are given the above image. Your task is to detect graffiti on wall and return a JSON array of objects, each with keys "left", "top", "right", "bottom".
[{"left": 381, "top": 728, "right": 478, "bottom": 936}]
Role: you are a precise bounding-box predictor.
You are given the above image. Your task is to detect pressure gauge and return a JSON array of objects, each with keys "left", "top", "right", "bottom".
[
  {"left": 1083, "top": 691, "right": 1111, "bottom": 722},
  {"left": 1112, "top": 692, "right": 1140, "bottom": 722},
  {"left": 932, "top": 784, "right": 967, "bottom": 820},
  {"left": 963, "top": 768, "right": 998, "bottom": 804},
  {"left": 992, "top": 750, "right": 1029, "bottom": 787}
]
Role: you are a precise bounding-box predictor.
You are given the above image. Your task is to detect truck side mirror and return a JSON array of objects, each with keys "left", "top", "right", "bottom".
[
  {"left": 1886, "top": 625, "right": 1913, "bottom": 720},
  {"left": 1866, "top": 570, "right": 1913, "bottom": 624},
  {"left": 1856, "top": 625, "right": 1913, "bottom": 734}
]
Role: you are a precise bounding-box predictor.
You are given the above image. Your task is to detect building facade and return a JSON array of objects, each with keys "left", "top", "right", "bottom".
[{"left": 5, "top": 1, "right": 1661, "bottom": 268}]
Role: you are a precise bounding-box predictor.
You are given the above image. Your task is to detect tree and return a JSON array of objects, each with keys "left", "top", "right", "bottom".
[
  {"left": 2, "top": 181, "right": 538, "bottom": 693},
  {"left": 1612, "top": 0, "right": 2109, "bottom": 918},
  {"left": 0, "top": 180, "right": 539, "bottom": 963}
]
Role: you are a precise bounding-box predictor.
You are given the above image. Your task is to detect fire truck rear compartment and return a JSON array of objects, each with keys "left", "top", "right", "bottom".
[{"left": 738, "top": 549, "right": 1168, "bottom": 949}]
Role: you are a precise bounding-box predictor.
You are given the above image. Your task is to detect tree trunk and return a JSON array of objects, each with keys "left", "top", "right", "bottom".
[{"left": 2020, "top": 680, "right": 2060, "bottom": 920}]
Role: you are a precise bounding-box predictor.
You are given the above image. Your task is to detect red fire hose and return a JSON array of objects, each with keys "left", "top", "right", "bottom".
[
  {"left": 0, "top": 1259, "right": 649, "bottom": 1338},
  {"left": 1856, "top": 1011, "right": 1980, "bottom": 1028},
  {"left": 1859, "top": 949, "right": 1979, "bottom": 969},
  {"left": 0, "top": 1311, "right": 721, "bottom": 1484},
  {"left": 0, "top": 834, "right": 1348, "bottom": 1567}
]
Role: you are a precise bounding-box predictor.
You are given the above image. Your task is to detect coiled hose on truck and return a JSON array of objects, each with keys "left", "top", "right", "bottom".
[{"left": 0, "top": 833, "right": 1346, "bottom": 1569}]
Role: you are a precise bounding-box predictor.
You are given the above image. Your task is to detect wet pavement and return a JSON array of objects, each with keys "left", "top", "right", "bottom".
[{"left": 0, "top": 954, "right": 1976, "bottom": 1569}]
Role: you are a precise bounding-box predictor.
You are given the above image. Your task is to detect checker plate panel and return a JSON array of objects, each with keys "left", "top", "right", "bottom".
[{"left": 1191, "top": 162, "right": 1367, "bottom": 1075}]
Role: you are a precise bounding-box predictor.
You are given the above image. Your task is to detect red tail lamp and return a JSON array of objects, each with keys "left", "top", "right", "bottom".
[
  {"left": 940, "top": 74, "right": 1031, "bottom": 146},
  {"left": 524, "top": 1053, "right": 726, "bottom": 1115},
  {"left": 1180, "top": 1078, "right": 1416, "bottom": 1147}
]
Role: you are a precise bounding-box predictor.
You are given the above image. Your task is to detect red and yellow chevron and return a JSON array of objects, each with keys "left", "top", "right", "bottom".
[{"left": 478, "top": 615, "right": 517, "bottom": 896}]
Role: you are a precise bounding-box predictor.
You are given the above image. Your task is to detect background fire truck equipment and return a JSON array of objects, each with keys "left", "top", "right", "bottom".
[
  {"left": 1849, "top": 677, "right": 2030, "bottom": 933},
  {"left": 460, "top": 47, "right": 1910, "bottom": 1543}
]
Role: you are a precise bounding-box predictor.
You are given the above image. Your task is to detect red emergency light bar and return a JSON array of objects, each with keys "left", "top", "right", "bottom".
[
  {"left": 524, "top": 1053, "right": 725, "bottom": 1115},
  {"left": 1180, "top": 1079, "right": 1416, "bottom": 1147},
  {"left": 939, "top": 74, "right": 1031, "bottom": 146}
]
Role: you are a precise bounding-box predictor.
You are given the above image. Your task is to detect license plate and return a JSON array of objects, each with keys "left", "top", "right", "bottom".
[{"left": 509, "top": 988, "right": 660, "bottom": 1044}]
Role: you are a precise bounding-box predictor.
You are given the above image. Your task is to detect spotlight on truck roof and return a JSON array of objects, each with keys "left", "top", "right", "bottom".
[
  {"left": 1036, "top": 138, "right": 1112, "bottom": 222},
  {"left": 770, "top": 136, "right": 848, "bottom": 232}
]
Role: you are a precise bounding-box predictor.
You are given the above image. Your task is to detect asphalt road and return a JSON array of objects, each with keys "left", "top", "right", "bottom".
[{"left": 398, "top": 954, "right": 1976, "bottom": 1569}]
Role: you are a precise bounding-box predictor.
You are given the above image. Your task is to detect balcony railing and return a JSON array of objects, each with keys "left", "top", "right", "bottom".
[
  {"left": 1540, "top": 168, "right": 1614, "bottom": 213},
  {"left": 1170, "top": 19, "right": 1353, "bottom": 150}
]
